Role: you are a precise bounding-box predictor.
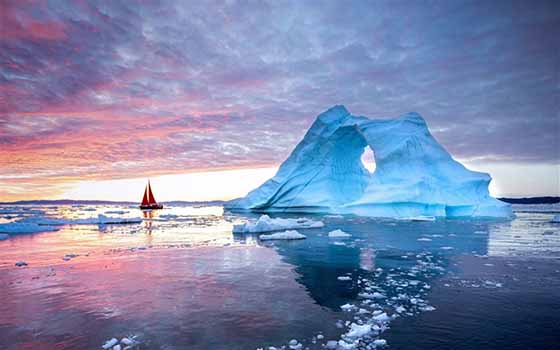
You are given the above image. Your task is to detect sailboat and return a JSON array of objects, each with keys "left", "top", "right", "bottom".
[{"left": 140, "top": 180, "right": 163, "bottom": 210}]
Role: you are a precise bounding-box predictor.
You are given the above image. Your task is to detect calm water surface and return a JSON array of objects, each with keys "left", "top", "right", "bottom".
[{"left": 0, "top": 204, "right": 559, "bottom": 349}]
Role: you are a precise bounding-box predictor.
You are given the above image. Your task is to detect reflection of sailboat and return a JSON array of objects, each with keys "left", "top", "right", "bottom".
[{"left": 140, "top": 180, "right": 163, "bottom": 210}]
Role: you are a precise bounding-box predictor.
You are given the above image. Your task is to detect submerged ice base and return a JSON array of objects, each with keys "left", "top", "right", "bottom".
[{"left": 226, "top": 105, "right": 512, "bottom": 218}]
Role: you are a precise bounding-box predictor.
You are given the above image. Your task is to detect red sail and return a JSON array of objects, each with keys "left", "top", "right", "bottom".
[
  {"left": 141, "top": 185, "right": 149, "bottom": 205},
  {"left": 147, "top": 181, "right": 157, "bottom": 204}
]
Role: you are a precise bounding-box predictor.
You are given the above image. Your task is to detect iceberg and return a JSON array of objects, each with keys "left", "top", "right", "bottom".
[{"left": 226, "top": 105, "right": 512, "bottom": 218}]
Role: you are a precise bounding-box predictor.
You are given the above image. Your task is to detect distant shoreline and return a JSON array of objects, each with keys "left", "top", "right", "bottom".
[{"left": 0, "top": 197, "right": 558, "bottom": 205}]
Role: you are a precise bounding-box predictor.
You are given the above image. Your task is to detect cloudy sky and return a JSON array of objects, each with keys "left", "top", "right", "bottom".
[{"left": 1, "top": 0, "right": 558, "bottom": 201}]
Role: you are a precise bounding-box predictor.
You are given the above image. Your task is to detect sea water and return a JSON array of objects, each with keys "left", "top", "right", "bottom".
[{"left": 0, "top": 203, "right": 558, "bottom": 349}]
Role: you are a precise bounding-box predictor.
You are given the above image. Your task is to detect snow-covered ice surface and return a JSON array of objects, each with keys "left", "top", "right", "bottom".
[
  {"left": 259, "top": 230, "right": 307, "bottom": 240},
  {"left": 233, "top": 214, "right": 324, "bottom": 233},
  {"left": 226, "top": 105, "right": 512, "bottom": 218},
  {"left": 0, "top": 203, "right": 558, "bottom": 350}
]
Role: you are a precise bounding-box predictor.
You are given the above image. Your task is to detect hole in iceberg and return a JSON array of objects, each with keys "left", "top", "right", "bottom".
[{"left": 361, "top": 146, "right": 376, "bottom": 174}]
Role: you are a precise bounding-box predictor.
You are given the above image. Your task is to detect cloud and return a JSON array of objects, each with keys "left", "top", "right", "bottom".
[{"left": 1, "top": 0, "right": 558, "bottom": 199}]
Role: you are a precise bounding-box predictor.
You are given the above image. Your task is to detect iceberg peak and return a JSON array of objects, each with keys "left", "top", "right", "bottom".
[{"left": 227, "top": 106, "right": 512, "bottom": 218}]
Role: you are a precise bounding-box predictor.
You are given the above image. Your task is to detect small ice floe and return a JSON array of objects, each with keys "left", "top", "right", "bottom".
[
  {"left": 79, "top": 214, "right": 142, "bottom": 225},
  {"left": 325, "top": 340, "right": 339, "bottom": 349},
  {"left": 102, "top": 338, "right": 118, "bottom": 349},
  {"left": 325, "top": 214, "right": 344, "bottom": 219},
  {"left": 338, "top": 276, "right": 352, "bottom": 281},
  {"left": 105, "top": 210, "right": 128, "bottom": 215},
  {"left": 288, "top": 339, "right": 302, "bottom": 350},
  {"left": 337, "top": 340, "right": 356, "bottom": 349},
  {"left": 328, "top": 229, "right": 351, "bottom": 238},
  {"left": 551, "top": 215, "right": 560, "bottom": 223},
  {"left": 359, "top": 292, "right": 385, "bottom": 299},
  {"left": 258, "top": 230, "right": 306, "bottom": 241},
  {"left": 373, "top": 339, "right": 387, "bottom": 347},
  {"left": 340, "top": 303, "right": 356, "bottom": 311},
  {"left": 440, "top": 246, "right": 454, "bottom": 250},
  {"left": 0, "top": 233, "right": 9, "bottom": 240},
  {"left": 0, "top": 222, "right": 59, "bottom": 234},
  {"left": 399, "top": 216, "right": 436, "bottom": 222},
  {"left": 15, "top": 261, "right": 28, "bottom": 267},
  {"left": 345, "top": 323, "right": 372, "bottom": 338},
  {"left": 372, "top": 312, "right": 391, "bottom": 323},
  {"left": 232, "top": 214, "right": 324, "bottom": 233},
  {"left": 63, "top": 253, "right": 79, "bottom": 261},
  {"left": 102, "top": 335, "right": 140, "bottom": 349},
  {"left": 417, "top": 237, "right": 432, "bottom": 241}
]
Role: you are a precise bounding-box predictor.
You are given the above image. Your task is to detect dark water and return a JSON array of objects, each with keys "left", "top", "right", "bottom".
[{"left": 0, "top": 204, "right": 559, "bottom": 349}]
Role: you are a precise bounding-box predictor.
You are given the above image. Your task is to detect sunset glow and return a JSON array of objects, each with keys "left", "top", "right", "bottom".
[{"left": 1, "top": 1, "right": 558, "bottom": 202}]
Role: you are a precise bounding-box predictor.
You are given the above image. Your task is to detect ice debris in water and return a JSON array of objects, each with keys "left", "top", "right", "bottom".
[
  {"left": 338, "top": 276, "right": 352, "bottom": 281},
  {"left": 258, "top": 230, "right": 307, "bottom": 241},
  {"left": 551, "top": 215, "right": 560, "bottom": 223},
  {"left": 233, "top": 214, "right": 324, "bottom": 233},
  {"left": 0, "top": 233, "right": 9, "bottom": 240},
  {"left": 0, "top": 214, "right": 141, "bottom": 235},
  {"left": 331, "top": 250, "right": 445, "bottom": 349},
  {"left": 328, "top": 229, "right": 352, "bottom": 238},
  {"left": 102, "top": 335, "right": 140, "bottom": 349},
  {"left": 400, "top": 216, "right": 436, "bottom": 222},
  {"left": 0, "top": 222, "right": 60, "bottom": 234}
]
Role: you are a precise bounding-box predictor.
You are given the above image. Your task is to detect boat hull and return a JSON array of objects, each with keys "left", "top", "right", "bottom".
[{"left": 140, "top": 204, "right": 163, "bottom": 210}]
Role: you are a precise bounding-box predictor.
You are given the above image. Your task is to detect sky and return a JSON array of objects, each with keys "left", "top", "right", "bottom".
[{"left": 1, "top": 0, "right": 559, "bottom": 202}]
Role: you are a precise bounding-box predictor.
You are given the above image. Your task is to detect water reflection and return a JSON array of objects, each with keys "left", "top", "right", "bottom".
[{"left": 1, "top": 204, "right": 559, "bottom": 350}]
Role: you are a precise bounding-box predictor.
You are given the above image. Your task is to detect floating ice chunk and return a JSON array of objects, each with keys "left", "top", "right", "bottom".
[
  {"left": 232, "top": 215, "right": 324, "bottom": 233},
  {"left": 105, "top": 210, "right": 128, "bottom": 214},
  {"left": 373, "top": 339, "right": 387, "bottom": 347},
  {"left": 340, "top": 303, "right": 356, "bottom": 311},
  {"left": 359, "top": 292, "right": 385, "bottom": 299},
  {"left": 15, "top": 261, "right": 28, "bottom": 267},
  {"left": 345, "top": 323, "right": 372, "bottom": 338},
  {"left": 328, "top": 229, "right": 351, "bottom": 238},
  {"left": 120, "top": 338, "right": 134, "bottom": 346},
  {"left": 372, "top": 312, "right": 391, "bottom": 323},
  {"left": 258, "top": 230, "right": 306, "bottom": 241},
  {"left": 417, "top": 237, "right": 432, "bottom": 241},
  {"left": 0, "top": 222, "right": 59, "bottom": 234},
  {"left": 400, "top": 216, "right": 436, "bottom": 222},
  {"left": 112, "top": 345, "right": 121, "bottom": 350},
  {"left": 420, "top": 305, "right": 436, "bottom": 312},
  {"left": 440, "top": 246, "right": 454, "bottom": 250},
  {"left": 63, "top": 253, "right": 80, "bottom": 261},
  {"left": 288, "top": 339, "right": 302, "bottom": 350},
  {"left": 395, "top": 305, "right": 406, "bottom": 313},
  {"left": 337, "top": 276, "right": 352, "bottom": 281},
  {"left": 78, "top": 214, "right": 142, "bottom": 225},
  {"left": 338, "top": 340, "right": 357, "bottom": 349},
  {"left": 551, "top": 215, "right": 560, "bottom": 223},
  {"left": 325, "top": 340, "right": 338, "bottom": 349},
  {"left": 102, "top": 338, "right": 118, "bottom": 349},
  {"left": 0, "top": 233, "right": 9, "bottom": 240}
]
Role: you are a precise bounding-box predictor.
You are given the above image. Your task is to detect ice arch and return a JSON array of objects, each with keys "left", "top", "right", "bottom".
[{"left": 226, "top": 105, "right": 512, "bottom": 218}]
